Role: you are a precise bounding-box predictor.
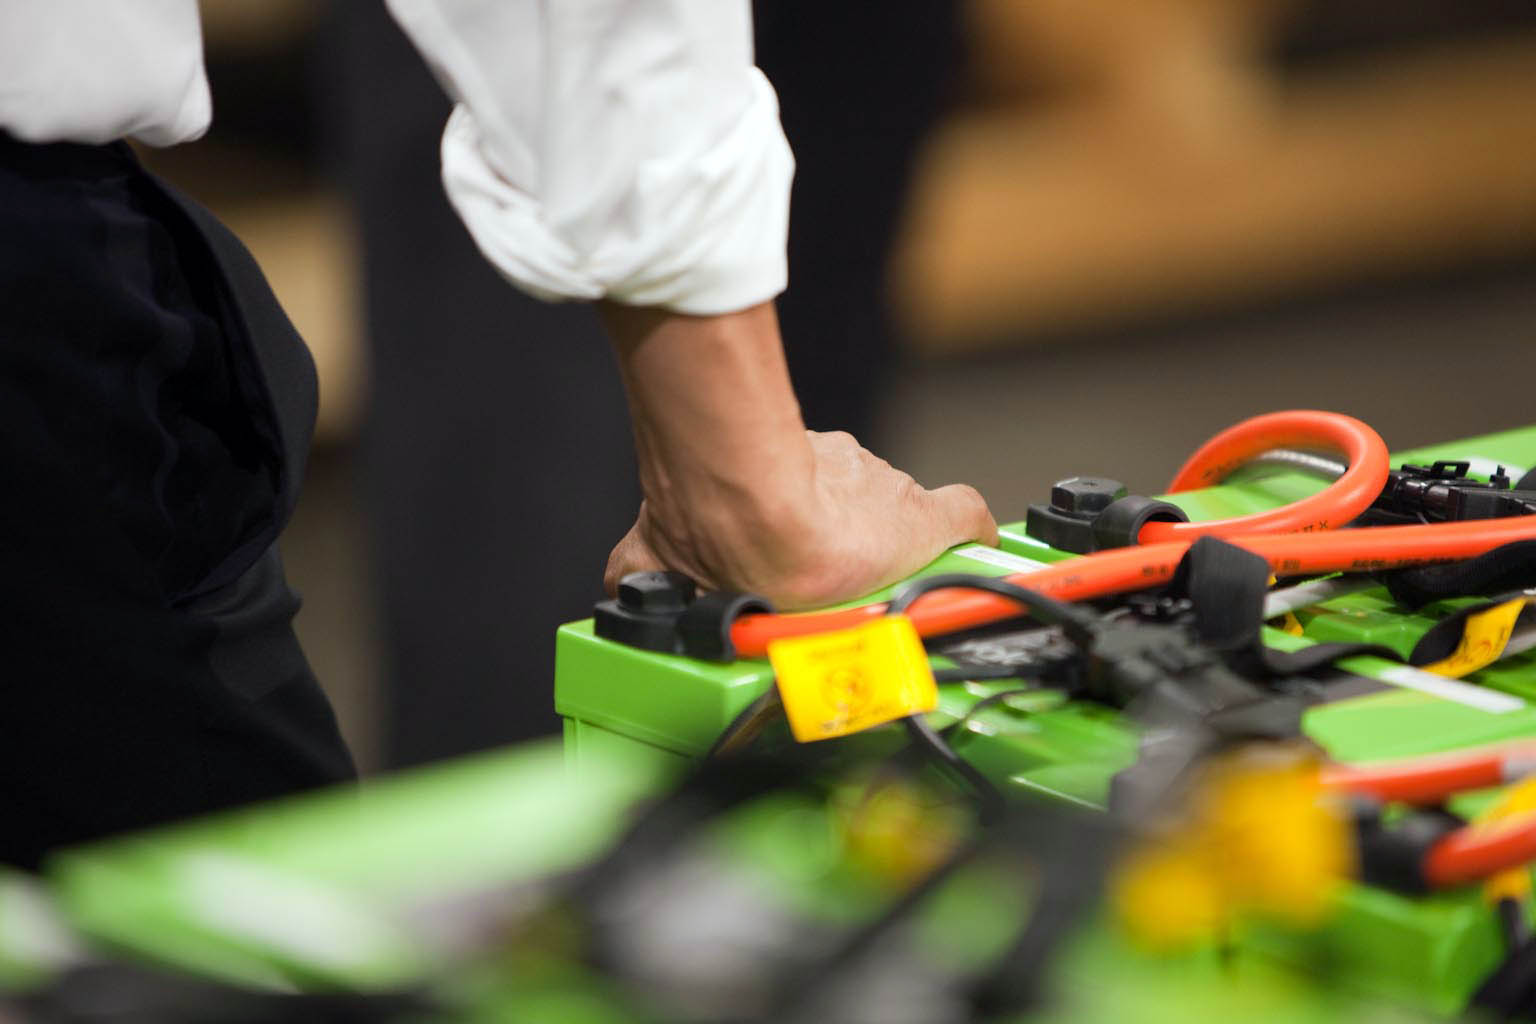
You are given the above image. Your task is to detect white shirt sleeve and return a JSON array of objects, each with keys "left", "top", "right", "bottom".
[
  {"left": 0, "top": 0, "right": 210, "bottom": 147},
  {"left": 385, "top": 0, "right": 794, "bottom": 316}
]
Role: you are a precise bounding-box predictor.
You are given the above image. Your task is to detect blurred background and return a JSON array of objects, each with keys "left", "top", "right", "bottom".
[{"left": 142, "top": 0, "right": 1536, "bottom": 774}]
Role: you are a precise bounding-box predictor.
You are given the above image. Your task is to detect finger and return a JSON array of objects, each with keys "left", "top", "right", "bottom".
[
  {"left": 925, "top": 483, "right": 999, "bottom": 547},
  {"left": 604, "top": 523, "right": 665, "bottom": 595}
]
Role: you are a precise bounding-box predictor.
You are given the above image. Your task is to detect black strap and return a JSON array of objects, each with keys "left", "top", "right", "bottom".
[
  {"left": 1168, "top": 537, "right": 1401, "bottom": 681},
  {"left": 1380, "top": 539, "right": 1536, "bottom": 610}
]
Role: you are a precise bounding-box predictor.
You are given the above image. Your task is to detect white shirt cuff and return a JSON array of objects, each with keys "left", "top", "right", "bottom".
[{"left": 439, "top": 69, "right": 793, "bottom": 316}]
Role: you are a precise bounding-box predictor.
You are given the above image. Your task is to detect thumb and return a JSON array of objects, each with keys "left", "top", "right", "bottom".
[
  {"left": 925, "top": 483, "right": 998, "bottom": 547},
  {"left": 604, "top": 520, "right": 665, "bottom": 595}
]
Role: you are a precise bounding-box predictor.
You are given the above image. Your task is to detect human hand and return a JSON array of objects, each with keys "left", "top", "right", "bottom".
[{"left": 605, "top": 429, "right": 997, "bottom": 610}]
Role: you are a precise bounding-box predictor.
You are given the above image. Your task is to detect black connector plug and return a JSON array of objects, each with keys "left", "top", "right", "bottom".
[
  {"left": 593, "top": 571, "right": 772, "bottom": 660},
  {"left": 1025, "top": 476, "right": 1188, "bottom": 554}
]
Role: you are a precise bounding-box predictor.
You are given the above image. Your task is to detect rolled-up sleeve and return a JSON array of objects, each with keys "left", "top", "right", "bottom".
[{"left": 385, "top": 0, "right": 794, "bottom": 315}]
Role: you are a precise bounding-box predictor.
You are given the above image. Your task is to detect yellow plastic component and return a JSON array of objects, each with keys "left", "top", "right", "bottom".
[
  {"left": 1113, "top": 841, "right": 1226, "bottom": 950},
  {"left": 1266, "top": 575, "right": 1306, "bottom": 636},
  {"left": 1423, "top": 597, "right": 1528, "bottom": 678},
  {"left": 838, "top": 781, "right": 965, "bottom": 886},
  {"left": 767, "top": 616, "right": 938, "bottom": 743},
  {"left": 1113, "top": 748, "right": 1351, "bottom": 951}
]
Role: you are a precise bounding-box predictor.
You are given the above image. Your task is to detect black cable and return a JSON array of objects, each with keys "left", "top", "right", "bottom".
[
  {"left": 1501, "top": 897, "right": 1530, "bottom": 954},
  {"left": 708, "top": 576, "right": 1082, "bottom": 817},
  {"left": 884, "top": 574, "right": 1099, "bottom": 821},
  {"left": 941, "top": 688, "right": 1036, "bottom": 741},
  {"left": 932, "top": 664, "right": 1031, "bottom": 683},
  {"left": 765, "top": 803, "right": 1115, "bottom": 1024},
  {"left": 902, "top": 715, "right": 1005, "bottom": 823},
  {"left": 886, "top": 572, "right": 1099, "bottom": 646},
  {"left": 704, "top": 688, "right": 784, "bottom": 759},
  {"left": 1472, "top": 933, "right": 1536, "bottom": 1020},
  {"left": 765, "top": 836, "right": 983, "bottom": 1022}
]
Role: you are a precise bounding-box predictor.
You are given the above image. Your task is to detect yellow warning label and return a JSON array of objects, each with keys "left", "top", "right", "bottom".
[
  {"left": 767, "top": 616, "right": 938, "bottom": 743},
  {"left": 1423, "top": 598, "right": 1527, "bottom": 678}
]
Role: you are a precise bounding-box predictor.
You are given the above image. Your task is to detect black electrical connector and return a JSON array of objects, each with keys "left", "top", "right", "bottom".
[
  {"left": 1024, "top": 476, "right": 1188, "bottom": 554},
  {"left": 593, "top": 571, "right": 772, "bottom": 660},
  {"left": 1361, "top": 460, "right": 1536, "bottom": 526},
  {"left": 1351, "top": 802, "right": 1464, "bottom": 895}
]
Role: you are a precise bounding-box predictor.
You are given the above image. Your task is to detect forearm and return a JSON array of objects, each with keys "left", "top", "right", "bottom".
[
  {"left": 599, "top": 301, "right": 826, "bottom": 599},
  {"left": 600, "top": 301, "right": 998, "bottom": 610}
]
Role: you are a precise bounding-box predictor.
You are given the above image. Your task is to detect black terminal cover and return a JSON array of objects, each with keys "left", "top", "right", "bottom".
[
  {"left": 593, "top": 570, "right": 772, "bottom": 660},
  {"left": 593, "top": 570, "right": 697, "bottom": 654}
]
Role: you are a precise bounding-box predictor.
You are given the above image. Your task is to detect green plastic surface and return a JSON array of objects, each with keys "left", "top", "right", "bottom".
[
  {"left": 48, "top": 740, "right": 672, "bottom": 991},
  {"left": 556, "top": 423, "right": 1536, "bottom": 1014}
]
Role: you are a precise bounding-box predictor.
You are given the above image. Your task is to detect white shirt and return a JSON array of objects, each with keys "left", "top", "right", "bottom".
[{"left": 0, "top": 1, "right": 792, "bottom": 315}]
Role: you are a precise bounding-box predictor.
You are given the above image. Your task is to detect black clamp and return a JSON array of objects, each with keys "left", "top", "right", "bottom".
[
  {"left": 1352, "top": 802, "right": 1463, "bottom": 895},
  {"left": 1025, "top": 476, "right": 1189, "bottom": 554},
  {"left": 593, "top": 571, "right": 772, "bottom": 661}
]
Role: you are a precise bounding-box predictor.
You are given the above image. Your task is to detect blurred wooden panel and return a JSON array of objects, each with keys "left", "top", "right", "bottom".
[
  {"left": 215, "top": 193, "right": 363, "bottom": 442},
  {"left": 896, "top": 34, "right": 1536, "bottom": 348},
  {"left": 197, "top": 0, "right": 317, "bottom": 52}
]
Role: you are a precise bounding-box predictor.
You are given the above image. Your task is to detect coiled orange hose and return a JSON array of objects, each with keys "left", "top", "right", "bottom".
[{"left": 1142, "top": 409, "right": 1388, "bottom": 541}]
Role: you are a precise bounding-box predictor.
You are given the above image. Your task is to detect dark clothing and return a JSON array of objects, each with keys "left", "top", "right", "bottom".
[{"left": 0, "top": 135, "right": 354, "bottom": 869}]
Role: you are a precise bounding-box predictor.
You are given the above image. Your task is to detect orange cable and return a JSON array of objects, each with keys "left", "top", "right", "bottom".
[{"left": 729, "top": 410, "right": 1536, "bottom": 658}]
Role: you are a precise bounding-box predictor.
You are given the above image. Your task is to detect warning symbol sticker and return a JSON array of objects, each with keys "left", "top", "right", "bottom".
[{"left": 767, "top": 616, "right": 939, "bottom": 742}]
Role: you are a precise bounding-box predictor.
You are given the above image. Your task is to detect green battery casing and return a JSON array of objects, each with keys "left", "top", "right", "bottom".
[{"left": 556, "top": 425, "right": 1536, "bottom": 1014}]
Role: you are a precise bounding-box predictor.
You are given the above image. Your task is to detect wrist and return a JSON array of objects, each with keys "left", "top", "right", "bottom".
[{"left": 601, "top": 300, "right": 826, "bottom": 588}]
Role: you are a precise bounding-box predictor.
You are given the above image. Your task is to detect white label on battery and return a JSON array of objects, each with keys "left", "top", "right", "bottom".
[
  {"left": 1374, "top": 665, "right": 1525, "bottom": 714},
  {"left": 954, "top": 545, "right": 1049, "bottom": 575},
  {"left": 1262, "top": 577, "right": 1375, "bottom": 619}
]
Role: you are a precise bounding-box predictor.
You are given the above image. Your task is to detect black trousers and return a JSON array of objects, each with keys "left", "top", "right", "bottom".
[{"left": 0, "top": 136, "right": 354, "bottom": 869}]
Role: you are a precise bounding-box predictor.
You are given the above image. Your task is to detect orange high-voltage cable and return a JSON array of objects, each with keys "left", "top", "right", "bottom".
[
  {"left": 1303, "top": 746, "right": 1536, "bottom": 886},
  {"left": 1320, "top": 744, "right": 1536, "bottom": 806},
  {"left": 1426, "top": 813, "right": 1536, "bottom": 887},
  {"left": 729, "top": 410, "right": 1536, "bottom": 659},
  {"left": 1142, "top": 409, "right": 1388, "bottom": 541}
]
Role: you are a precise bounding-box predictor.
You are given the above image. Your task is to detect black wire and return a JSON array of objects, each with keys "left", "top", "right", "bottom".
[
  {"left": 885, "top": 572, "right": 1098, "bottom": 646},
  {"left": 704, "top": 688, "right": 784, "bottom": 759},
  {"left": 932, "top": 664, "right": 1031, "bottom": 683},
  {"left": 1501, "top": 897, "right": 1530, "bottom": 954},
  {"left": 941, "top": 688, "right": 1037, "bottom": 741},
  {"left": 902, "top": 715, "right": 1005, "bottom": 823},
  {"left": 1472, "top": 933, "right": 1536, "bottom": 1019},
  {"left": 708, "top": 577, "right": 1080, "bottom": 815},
  {"left": 884, "top": 574, "right": 1098, "bottom": 821},
  {"left": 765, "top": 836, "right": 983, "bottom": 1022},
  {"left": 765, "top": 803, "right": 1117, "bottom": 1024}
]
